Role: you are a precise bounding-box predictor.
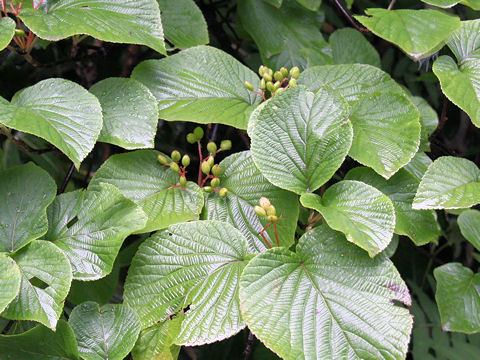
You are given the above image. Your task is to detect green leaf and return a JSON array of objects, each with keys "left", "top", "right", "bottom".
[
  {"left": 434, "top": 263, "right": 480, "bottom": 333},
  {"left": 89, "top": 150, "right": 204, "bottom": 233},
  {"left": 413, "top": 156, "right": 480, "bottom": 209},
  {"left": 447, "top": 20, "right": 480, "bottom": 62},
  {"left": 250, "top": 86, "right": 352, "bottom": 194},
  {"left": 348, "top": 92, "right": 421, "bottom": 178},
  {"left": 0, "top": 79, "right": 103, "bottom": 168},
  {"left": 19, "top": 0, "right": 166, "bottom": 54},
  {"left": 355, "top": 9, "right": 460, "bottom": 61},
  {"left": 69, "top": 302, "right": 141, "bottom": 360},
  {"left": 411, "top": 96, "right": 439, "bottom": 152},
  {"left": 131, "top": 46, "right": 261, "bottom": 129},
  {"left": 296, "top": 0, "right": 321, "bottom": 11},
  {"left": 345, "top": 167, "right": 440, "bottom": 246},
  {"left": 124, "top": 220, "right": 250, "bottom": 345},
  {"left": 421, "top": 0, "right": 480, "bottom": 11},
  {"left": 262, "top": 0, "right": 283, "bottom": 7},
  {"left": 330, "top": 28, "right": 381, "bottom": 67},
  {"left": 44, "top": 183, "right": 147, "bottom": 280},
  {"left": 403, "top": 151, "right": 433, "bottom": 182},
  {"left": 0, "top": 320, "right": 79, "bottom": 359},
  {"left": 458, "top": 209, "right": 480, "bottom": 251},
  {"left": 298, "top": 64, "right": 404, "bottom": 103},
  {"left": 90, "top": 78, "right": 159, "bottom": 150},
  {"left": 67, "top": 265, "right": 120, "bottom": 305},
  {"left": 158, "top": 0, "right": 209, "bottom": 48},
  {"left": 0, "top": 254, "right": 21, "bottom": 314},
  {"left": 239, "top": 225, "right": 413, "bottom": 360},
  {"left": 132, "top": 316, "right": 183, "bottom": 360},
  {"left": 0, "top": 17, "right": 15, "bottom": 51},
  {"left": 300, "top": 180, "right": 396, "bottom": 256},
  {"left": 202, "top": 151, "right": 299, "bottom": 251},
  {"left": 1, "top": 241, "right": 72, "bottom": 330},
  {"left": 0, "top": 163, "right": 56, "bottom": 253}
]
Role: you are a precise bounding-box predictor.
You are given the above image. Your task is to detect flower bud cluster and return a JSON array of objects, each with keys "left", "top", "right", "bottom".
[
  {"left": 254, "top": 197, "right": 278, "bottom": 222},
  {"left": 244, "top": 65, "right": 300, "bottom": 100}
]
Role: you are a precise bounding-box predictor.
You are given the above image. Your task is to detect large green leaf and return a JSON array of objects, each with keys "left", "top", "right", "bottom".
[
  {"left": 0, "top": 320, "right": 79, "bottom": 359},
  {"left": 44, "top": 183, "right": 147, "bottom": 280},
  {"left": 0, "top": 17, "right": 15, "bottom": 51},
  {"left": 0, "top": 163, "right": 56, "bottom": 253},
  {"left": 67, "top": 265, "right": 120, "bottom": 305},
  {"left": 90, "top": 78, "right": 158, "bottom": 150},
  {"left": 238, "top": 0, "right": 326, "bottom": 69},
  {"left": 355, "top": 9, "right": 460, "bottom": 60},
  {"left": 239, "top": 225, "right": 412, "bottom": 360},
  {"left": 348, "top": 92, "right": 420, "bottom": 178},
  {"left": 298, "top": 64, "right": 404, "bottom": 103},
  {"left": 132, "top": 316, "right": 183, "bottom": 360},
  {"left": 89, "top": 150, "right": 204, "bottom": 233},
  {"left": 458, "top": 209, "right": 480, "bottom": 251},
  {"left": 330, "top": 28, "right": 381, "bottom": 67},
  {"left": 447, "top": 20, "right": 480, "bottom": 62},
  {"left": 1, "top": 241, "right": 72, "bottom": 330},
  {"left": 202, "top": 151, "right": 299, "bottom": 251},
  {"left": 250, "top": 86, "right": 352, "bottom": 194},
  {"left": 411, "top": 96, "right": 439, "bottom": 152},
  {"left": 0, "top": 254, "right": 21, "bottom": 314},
  {"left": 421, "top": 0, "right": 480, "bottom": 9},
  {"left": 124, "top": 220, "right": 250, "bottom": 345},
  {"left": 131, "top": 46, "right": 261, "bottom": 129},
  {"left": 0, "top": 79, "right": 103, "bottom": 168},
  {"left": 158, "top": 0, "right": 209, "bottom": 48},
  {"left": 300, "top": 180, "right": 396, "bottom": 256},
  {"left": 403, "top": 151, "right": 433, "bottom": 182},
  {"left": 19, "top": 0, "right": 166, "bottom": 54},
  {"left": 434, "top": 263, "right": 480, "bottom": 333},
  {"left": 346, "top": 167, "right": 440, "bottom": 246},
  {"left": 69, "top": 302, "right": 141, "bottom": 360},
  {"left": 413, "top": 156, "right": 480, "bottom": 209}
]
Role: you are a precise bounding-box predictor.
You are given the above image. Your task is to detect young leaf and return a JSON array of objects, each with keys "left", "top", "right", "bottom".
[
  {"left": 413, "top": 156, "right": 480, "bottom": 209},
  {"left": 131, "top": 46, "right": 261, "bottom": 129},
  {"left": 124, "top": 220, "right": 250, "bottom": 345},
  {"left": 345, "top": 167, "right": 440, "bottom": 246},
  {"left": 69, "top": 302, "right": 141, "bottom": 360},
  {"left": 158, "top": 0, "right": 209, "bottom": 48},
  {"left": 89, "top": 150, "right": 204, "bottom": 233},
  {"left": 0, "top": 320, "right": 80, "bottom": 359},
  {"left": 434, "top": 263, "right": 480, "bottom": 333},
  {"left": 0, "top": 254, "right": 21, "bottom": 314},
  {"left": 250, "top": 86, "right": 352, "bottom": 194},
  {"left": 348, "top": 92, "right": 421, "bottom": 178},
  {"left": 239, "top": 225, "right": 412, "bottom": 360},
  {"left": 1, "top": 241, "right": 72, "bottom": 330},
  {"left": 19, "top": 0, "right": 166, "bottom": 54},
  {"left": 330, "top": 28, "right": 381, "bottom": 67},
  {"left": 202, "top": 151, "right": 299, "bottom": 251},
  {"left": 0, "top": 17, "right": 15, "bottom": 51},
  {"left": 44, "top": 183, "right": 147, "bottom": 280},
  {"left": 0, "top": 163, "right": 56, "bottom": 253},
  {"left": 90, "top": 78, "right": 159, "bottom": 150},
  {"left": 132, "top": 316, "right": 183, "bottom": 360},
  {"left": 0, "top": 79, "right": 103, "bottom": 168},
  {"left": 355, "top": 9, "right": 460, "bottom": 60},
  {"left": 300, "top": 180, "right": 396, "bottom": 257},
  {"left": 458, "top": 209, "right": 480, "bottom": 251}
]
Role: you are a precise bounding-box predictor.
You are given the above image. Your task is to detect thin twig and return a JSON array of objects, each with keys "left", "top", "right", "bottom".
[
  {"left": 387, "top": 0, "right": 397, "bottom": 10},
  {"left": 59, "top": 163, "right": 75, "bottom": 194},
  {"left": 243, "top": 330, "right": 255, "bottom": 360},
  {"left": 332, "top": 0, "right": 370, "bottom": 33}
]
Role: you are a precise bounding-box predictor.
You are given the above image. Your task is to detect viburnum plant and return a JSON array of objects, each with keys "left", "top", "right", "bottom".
[{"left": 1, "top": 0, "right": 480, "bottom": 359}]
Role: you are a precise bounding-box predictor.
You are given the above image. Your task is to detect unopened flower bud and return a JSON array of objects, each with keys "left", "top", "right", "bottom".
[
  {"left": 266, "top": 81, "right": 275, "bottom": 92},
  {"left": 182, "top": 155, "right": 190, "bottom": 167},
  {"left": 204, "top": 186, "right": 213, "bottom": 193},
  {"left": 211, "top": 164, "right": 222, "bottom": 177},
  {"left": 274, "top": 88, "right": 285, "bottom": 96},
  {"left": 171, "top": 150, "right": 181, "bottom": 163},
  {"left": 14, "top": 29, "right": 25, "bottom": 37},
  {"left": 288, "top": 78, "right": 297, "bottom": 87},
  {"left": 207, "top": 156, "right": 214, "bottom": 168},
  {"left": 157, "top": 154, "right": 168, "bottom": 165},
  {"left": 259, "top": 197, "right": 271, "bottom": 209},
  {"left": 260, "top": 78, "right": 266, "bottom": 90},
  {"left": 289, "top": 66, "right": 300, "bottom": 79},
  {"left": 207, "top": 142, "right": 217, "bottom": 154},
  {"left": 259, "top": 65, "right": 267, "bottom": 77},
  {"left": 267, "top": 215, "right": 278, "bottom": 222},
  {"left": 266, "top": 205, "right": 276, "bottom": 216},
  {"left": 220, "top": 140, "right": 232, "bottom": 151},
  {"left": 274, "top": 71, "right": 284, "bottom": 82},
  {"left": 193, "top": 126, "right": 204, "bottom": 140},
  {"left": 263, "top": 72, "right": 272, "bottom": 82},
  {"left": 244, "top": 81, "right": 254, "bottom": 91},
  {"left": 211, "top": 177, "right": 220, "bottom": 188},
  {"left": 186, "top": 133, "right": 197, "bottom": 144},
  {"left": 219, "top": 187, "right": 228, "bottom": 198},
  {"left": 201, "top": 161, "right": 211, "bottom": 175},
  {"left": 170, "top": 162, "right": 180, "bottom": 173},
  {"left": 273, "top": 81, "right": 281, "bottom": 90},
  {"left": 179, "top": 175, "right": 187, "bottom": 187},
  {"left": 254, "top": 206, "right": 267, "bottom": 217},
  {"left": 280, "top": 67, "right": 289, "bottom": 77}
]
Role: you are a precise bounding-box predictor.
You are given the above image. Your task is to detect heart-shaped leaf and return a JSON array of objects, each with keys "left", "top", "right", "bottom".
[
  {"left": 0, "top": 17, "right": 15, "bottom": 51},
  {"left": 458, "top": 209, "right": 480, "bottom": 251},
  {"left": 239, "top": 225, "right": 412, "bottom": 360},
  {"left": 124, "top": 220, "right": 250, "bottom": 345},
  {"left": 0, "top": 254, "right": 21, "bottom": 314},
  {"left": 413, "top": 156, "right": 480, "bottom": 209},
  {"left": 250, "top": 86, "right": 352, "bottom": 194},
  {"left": 90, "top": 78, "right": 159, "bottom": 150},
  {"left": 434, "top": 263, "right": 480, "bottom": 333},
  {"left": 44, "top": 183, "right": 147, "bottom": 280},
  {"left": 403, "top": 151, "right": 433, "bottom": 182},
  {"left": 346, "top": 167, "right": 440, "bottom": 246},
  {"left": 0, "top": 163, "right": 56, "bottom": 253},
  {"left": 202, "top": 151, "right": 299, "bottom": 251},
  {"left": 355, "top": 9, "right": 460, "bottom": 60},
  {"left": 69, "top": 302, "right": 141, "bottom": 360},
  {"left": 0, "top": 79, "right": 103, "bottom": 168},
  {"left": 1, "top": 241, "right": 72, "bottom": 330},
  {"left": 89, "top": 150, "right": 204, "bottom": 233},
  {"left": 19, "top": 0, "right": 166, "bottom": 54},
  {"left": 131, "top": 46, "right": 261, "bottom": 129},
  {"left": 0, "top": 320, "right": 79, "bottom": 359},
  {"left": 329, "top": 28, "right": 381, "bottom": 67},
  {"left": 300, "top": 180, "right": 396, "bottom": 256}
]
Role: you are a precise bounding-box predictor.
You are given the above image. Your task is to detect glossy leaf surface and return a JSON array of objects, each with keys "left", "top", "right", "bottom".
[
  {"left": 0, "top": 17, "right": 15, "bottom": 51},
  {"left": 330, "top": 28, "right": 381, "bottom": 67},
  {"left": 458, "top": 209, "right": 480, "bottom": 251},
  {"left": 0, "top": 254, "right": 21, "bottom": 314}
]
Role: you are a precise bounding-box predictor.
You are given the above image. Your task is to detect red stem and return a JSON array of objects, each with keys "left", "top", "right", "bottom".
[
  {"left": 252, "top": 89, "right": 266, "bottom": 101},
  {"left": 197, "top": 141, "right": 203, "bottom": 186},
  {"left": 201, "top": 174, "right": 213, "bottom": 187},
  {"left": 259, "top": 232, "right": 272, "bottom": 249}
]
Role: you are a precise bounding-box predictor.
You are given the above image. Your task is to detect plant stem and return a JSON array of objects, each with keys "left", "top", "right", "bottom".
[
  {"left": 197, "top": 141, "right": 203, "bottom": 186},
  {"left": 243, "top": 330, "right": 255, "bottom": 360},
  {"left": 332, "top": 0, "right": 370, "bottom": 33},
  {"left": 59, "top": 163, "right": 75, "bottom": 194}
]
